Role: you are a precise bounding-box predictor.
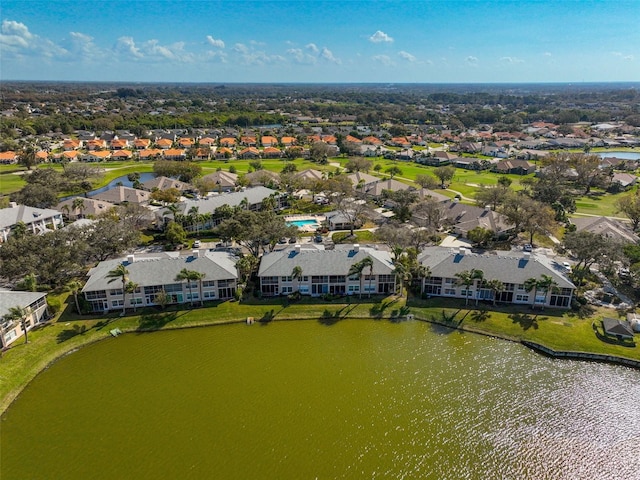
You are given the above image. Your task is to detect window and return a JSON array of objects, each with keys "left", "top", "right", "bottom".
[
  {"left": 203, "top": 291, "right": 216, "bottom": 299},
  {"left": 111, "top": 300, "right": 124, "bottom": 307},
  {"left": 281, "top": 286, "right": 293, "bottom": 294},
  {"left": 299, "top": 285, "right": 309, "bottom": 294},
  {"left": 110, "top": 288, "right": 123, "bottom": 296},
  {"left": 261, "top": 276, "right": 279, "bottom": 285},
  {"left": 218, "top": 279, "right": 235, "bottom": 288},
  {"left": 144, "top": 285, "right": 163, "bottom": 295},
  {"left": 444, "top": 288, "right": 456, "bottom": 296},
  {"left": 516, "top": 284, "right": 525, "bottom": 291},
  {"left": 85, "top": 290, "right": 107, "bottom": 300},
  {"left": 187, "top": 282, "right": 198, "bottom": 289},
  {"left": 444, "top": 277, "right": 456, "bottom": 285},
  {"left": 202, "top": 280, "right": 215, "bottom": 288},
  {"left": 515, "top": 294, "right": 529, "bottom": 302},
  {"left": 281, "top": 276, "right": 292, "bottom": 283},
  {"left": 302, "top": 276, "right": 309, "bottom": 282},
  {"left": 348, "top": 285, "right": 360, "bottom": 293},
  {"left": 130, "top": 298, "right": 143, "bottom": 305}
]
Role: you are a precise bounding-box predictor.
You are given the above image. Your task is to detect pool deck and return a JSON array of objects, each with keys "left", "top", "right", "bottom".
[{"left": 285, "top": 214, "right": 327, "bottom": 232}]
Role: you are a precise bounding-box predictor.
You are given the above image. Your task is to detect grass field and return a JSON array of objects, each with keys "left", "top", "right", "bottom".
[{"left": 1, "top": 291, "right": 636, "bottom": 414}]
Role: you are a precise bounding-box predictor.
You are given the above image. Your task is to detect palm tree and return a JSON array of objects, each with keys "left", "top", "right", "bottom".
[
  {"left": 125, "top": 281, "right": 140, "bottom": 312},
  {"left": 393, "top": 261, "right": 412, "bottom": 298},
  {"left": 455, "top": 269, "right": 484, "bottom": 306},
  {"left": 292, "top": 266, "right": 303, "bottom": 293},
  {"left": 106, "top": 264, "right": 129, "bottom": 314},
  {"left": 536, "top": 274, "right": 558, "bottom": 310},
  {"left": 485, "top": 279, "right": 505, "bottom": 306},
  {"left": 524, "top": 277, "right": 540, "bottom": 310},
  {"left": 472, "top": 269, "right": 485, "bottom": 306},
  {"left": 361, "top": 256, "right": 374, "bottom": 298},
  {"left": 191, "top": 271, "right": 206, "bottom": 306},
  {"left": 175, "top": 268, "right": 203, "bottom": 306},
  {"left": 348, "top": 260, "right": 366, "bottom": 299},
  {"left": 72, "top": 198, "right": 85, "bottom": 218},
  {"left": 4, "top": 306, "right": 31, "bottom": 344},
  {"left": 163, "top": 203, "right": 180, "bottom": 227},
  {"left": 66, "top": 279, "right": 84, "bottom": 315},
  {"left": 188, "top": 206, "right": 200, "bottom": 236}
]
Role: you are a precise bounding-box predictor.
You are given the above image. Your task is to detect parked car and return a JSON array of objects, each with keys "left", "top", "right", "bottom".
[
  {"left": 314, "top": 234, "right": 323, "bottom": 243},
  {"left": 523, "top": 244, "right": 532, "bottom": 252},
  {"left": 193, "top": 240, "right": 201, "bottom": 248},
  {"left": 562, "top": 261, "right": 571, "bottom": 273}
]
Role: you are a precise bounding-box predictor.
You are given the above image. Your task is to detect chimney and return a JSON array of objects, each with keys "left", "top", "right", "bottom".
[
  {"left": 523, "top": 252, "right": 531, "bottom": 260},
  {"left": 353, "top": 244, "right": 360, "bottom": 252},
  {"left": 459, "top": 247, "right": 466, "bottom": 256},
  {"left": 127, "top": 254, "right": 135, "bottom": 264},
  {"left": 295, "top": 244, "right": 301, "bottom": 253},
  {"left": 9, "top": 202, "right": 17, "bottom": 208},
  {"left": 192, "top": 249, "right": 200, "bottom": 258}
]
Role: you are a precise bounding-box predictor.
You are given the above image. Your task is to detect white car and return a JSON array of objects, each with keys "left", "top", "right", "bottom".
[
  {"left": 562, "top": 261, "right": 571, "bottom": 272},
  {"left": 193, "top": 240, "right": 201, "bottom": 248}
]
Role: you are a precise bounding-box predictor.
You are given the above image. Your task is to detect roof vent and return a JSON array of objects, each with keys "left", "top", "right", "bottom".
[
  {"left": 353, "top": 244, "right": 360, "bottom": 252},
  {"left": 192, "top": 249, "right": 201, "bottom": 258},
  {"left": 459, "top": 247, "right": 466, "bottom": 256},
  {"left": 127, "top": 254, "right": 135, "bottom": 264},
  {"left": 295, "top": 244, "right": 301, "bottom": 253}
]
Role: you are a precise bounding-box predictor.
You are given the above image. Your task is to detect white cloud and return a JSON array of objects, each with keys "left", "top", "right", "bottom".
[
  {"left": 321, "top": 47, "right": 340, "bottom": 64},
  {"left": 373, "top": 54, "right": 394, "bottom": 66},
  {"left": 612, "top": 51, "right": 634, "bottom": 61},
  {"left": 206, "top": 35, "right": 225, "bottom": 48},
  {"left": 234, "top": 43, "right": 249, "bottom": 54},
  {"left": 114, "top": 37, "right": 193, "bottom": 62},
  {"left": 398, "top": 50, "right": 416, "bottom": 62},
  {"left": 115, "top": 36, "right": 144, "bottom": 59},
  {"left": 500, "top": 56, "right": 524, "bottom": 64},
  {"left": 287, "top": 48, "right": 317, "bottom": 65},
  {"left": 1, "top": 20, "right": 67, "bottom": 58},
  {"left": 466, "top": 55, "right": 478, "bottom": 65},
  {"left": 306, "top": 43, "right": 319, "bottom": 54},
  {"left": 68, "top": 32, "right": 103, "bottom": 60},
  {"left": 544, "top": 52, "right": 552, "bottom": 57},
  {"left": 369, "top": 30, "right": 393, "bottom": 43},
  {"left": 233, "top": 42, "right": 285, "bottom": 66}
]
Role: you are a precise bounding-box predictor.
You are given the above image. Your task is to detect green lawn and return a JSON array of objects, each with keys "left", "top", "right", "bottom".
[
  {"left": 1, "top": 292, "right": 636, "bottom": 415},
  {"left": 332, "top": 229, "right": 376, "bottom": 243}
]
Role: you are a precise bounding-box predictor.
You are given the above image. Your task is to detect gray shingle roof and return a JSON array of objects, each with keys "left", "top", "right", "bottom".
[
  {"left": 418, "top": 247, "right": 575, "bottom": 289},
  {"left": 82, "top": 251, "right": 238, "bottom": 292},
  {"left": 0, "top": 205, "right": 62, "bottom": 229},
  {"left": 258, "top": 245, "right": 394, "bottom": 277},
  {"left": 0, "top": 290, "right": 47, "bottom": 319},
  {"left": 177, "top": 186, "right": 278, "bottom": 215}
]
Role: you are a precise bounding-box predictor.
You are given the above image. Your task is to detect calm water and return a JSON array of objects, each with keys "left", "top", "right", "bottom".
[
  {"left": 2, "top": 320, "right": 639, "bottom": 479},
  {"left": 597, "top": 151, "right": 640, "bottom": 160}
]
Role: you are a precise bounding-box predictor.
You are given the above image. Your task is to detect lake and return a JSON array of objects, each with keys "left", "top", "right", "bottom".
[
  {"left": 2, "top": 320, "right": 639, "bottom": 479},
  {"left": 597, "top": 151, "right": 640, "bottom": 160}
]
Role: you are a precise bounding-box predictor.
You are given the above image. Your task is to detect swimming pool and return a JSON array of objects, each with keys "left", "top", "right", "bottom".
[{"left": 287, "top": 219, "right": 320, "bottom": 228}]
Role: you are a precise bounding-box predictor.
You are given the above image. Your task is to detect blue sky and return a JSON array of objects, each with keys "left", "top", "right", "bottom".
[{"left": 1, "top": 0, "right": 638, "bottom": 83}]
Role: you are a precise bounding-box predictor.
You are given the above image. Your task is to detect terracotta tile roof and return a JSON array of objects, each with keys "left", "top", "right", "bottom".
[
  {"left": 241, "top": 136, "right": 257, "bottom": 145},
  {"left": 216, "top": 147, "right": 233, "bottom": 156},
  {"left": 111, "top": 150, "right": 133, "bottom": 158},
  {"left": 86, "top": 139, "right": 107, "bottom": 149},
  {"left": 62, "top": 150, "right": 80, "bottom": 159},
  {"left": 345, "top": 135, "right": 362, "bottom": 143},
  {"left": 307, "top": 135, "right": 321, "bottom": 143},
  {"left": 280, "top": 136, "right": 296, "bottom": 145},
  {"left": 261, "top": 136, "right": 278, "bottom": 146},
  {"left": 36, "top": 150, "right": 49, "bottom": 160},
  {"left": 199, "top": 137, "right": 216, "bottom": 145},
  {"left": 138, "top": 149, "right": 163, "bottom": 159},
  {"left": 0, "top": 151, "right": 17, "bottom": 161},
  {"left": 220, "top": 137, "right": 236, "bottom": 146},
  {"left": 321, "top": 135, "right": 337, "bottom": 144},
  {"left": 362, "top": 136, "right": 383, "bottom": 145},
  {"left": 87, "top": 150, "right": 110, "bottom": 159},
  {"left": 164, "top": 149, "right": 186, "bottom": 157},
  {"left": 156, "top": 138, "right": 173, "bottom": 148},
  {"left": 111, "top": 139, "right": 128, "bottom": 148},
  {"left": 63, "top": 139, "right": 81, "bottom": 149},
  {"left": 178, "top": 137, "right": 194, "bottom": 146},
  {"left": 134, "top": 138, "right": 151, "bottom": 148},
  {"left": 239, "top": 147, "right": 260, "bottom": 156}
]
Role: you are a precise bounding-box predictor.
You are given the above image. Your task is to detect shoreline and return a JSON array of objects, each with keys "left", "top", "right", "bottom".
[{"left": 2, "top": 311, "right": 639, "bottom": 416}]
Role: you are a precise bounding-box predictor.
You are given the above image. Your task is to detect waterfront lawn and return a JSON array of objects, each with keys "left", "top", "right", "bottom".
[{"left": 407, "top": 297, "right": 637, "bottom": 360}]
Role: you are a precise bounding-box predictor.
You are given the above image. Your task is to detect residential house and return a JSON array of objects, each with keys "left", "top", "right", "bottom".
[
  {"left": 280, "top": 137, "right": 296, "bottom": 147},
  {"left": 156, "top": 138, "right": 174, "bottom": 149},
  {"left": 293, "top": 168, "right": 324, "bottom": 183},
  {"left": 199, "top": 137, "right": 217, "bottom": 147},
  {"left": 347, "top": 172, "right": 382, "bottom": 191},
  {"left": 258, "top": 244, "right": 396, "bottom": 297},
  {"left": 261, "top": 136, "right": 278, "bottom": 147},
  {"left": 220, "top": 137, "right": 237, "bottom": 147},
  {"left": 362, "top": 178, "right": 413, "bottom": 200},
  {"left": 244, "top": 169, "right": 280, "bottom": 187},
  {"left": 56, "top": 197, "right": 115, "bottom": 219},
  {"left": 0, "top": 290, "right": 50, "bottom": 348},
  {"left": 492, "top": 159, "right": 535, "bottom": 175},
  {"left": 262, "top": 147, "right": 283, "bottom": 158},
  {"left": 240, "top": 136, "right": 257, "bottom": 147},
  {"left": 138, "top": 149, "right": 164, "bottom": 160},
  {"left": 214, "top": 147, "right": 233, "bottom": 159},
  {"left": 86, "top": 139, "right": 107, "bottom": 150},
  {"left": 63, "top": 139, "right": 81, "bottom": 151},
  {"left": 163, "top": 149, "right": 186, "bottom": 161},
  {"left": 133, "top": 138, "right": 151, "bottom": 150},
  {"left": 419, "top": 247, "right": 575, "bottom": 308},
  {"left": 611, "top": 172, "right": 638, "bottom": 189},
  {"left": 178, "top": 137, "right": 194, "bottom": 148},
  {"left": 111, "top": 138, "right": 129, "bottom": 150},
  {"left": 111, "top": 150, "right": 133, "bottom": 160},
  {"left": 439, "top": 200, "right": 513, "bottom": 238},
  {"left": 570, "top": 216, "right": 639, "bottom": 244},
  {"left": 238, "top": 147, "right": 261, "bottom": 159},
  {"left": 81, "top": 150, "right": 111, "bottom": 162},
  {"left": 200, "top": 171, "right": 238, "bottom": 192},
  {"left": 81, "top": 251, "right": 239, "bottom": 312},
  {"left": 92, "top": 186, "right": 151, "bottom": 205},
  {"left": 0, "top": 151, "right": 18, "bottom": 164},
  {"left": 324, "top": 210, "right": 363, "bottom": 231},
  {"left": 140, "top": 176, "right": 193, "bottom": 193},
  {"left": 158, "top": 187, "right": 281, "bottom": 229},
  {"left": 0, "top": 203, "right": 64, "bottom": 242}
]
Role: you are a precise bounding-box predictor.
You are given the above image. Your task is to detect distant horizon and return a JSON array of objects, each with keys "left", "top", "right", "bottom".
[{"left": 2, "top": 0, "right": 638, "bottom": 84}]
